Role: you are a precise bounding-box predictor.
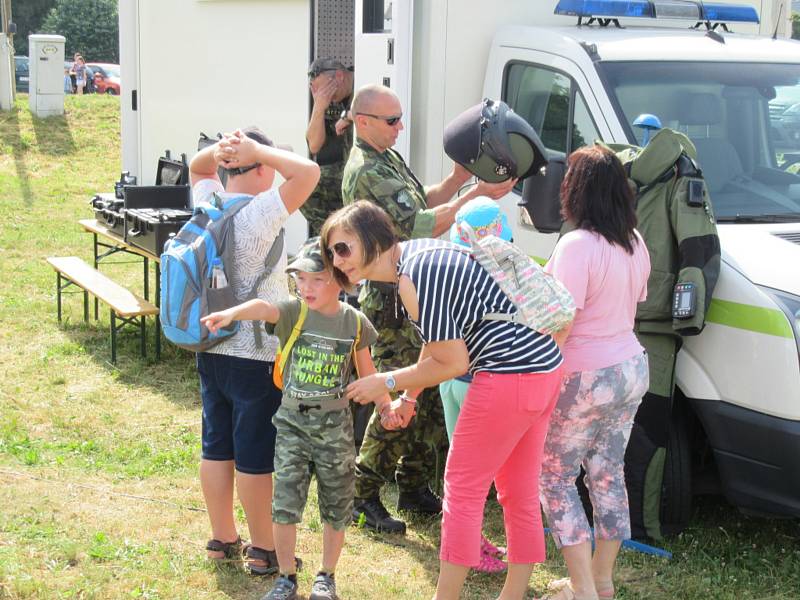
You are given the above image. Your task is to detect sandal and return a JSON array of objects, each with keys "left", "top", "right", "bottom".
[
  {"left": 206, "top": 537, "right": 243, "bottom": 561},
  {"left": 244, "top": 544, "right": 303, "bottom": 577},
  {"left": 480, "top": 535, "right": 507, "bottom": 559},
  {"left": 548, "top": 577, "right": 614, "bottom": 600},
  {"left": 475, "top": 548, "right": 507, "bottom": 574},
  {"left": 595, "top": 581, "right": 615, "bottom": 600}
]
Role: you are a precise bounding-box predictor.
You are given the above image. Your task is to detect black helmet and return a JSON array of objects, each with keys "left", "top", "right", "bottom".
[{"left": 443, "top": 98, "right": 548, "bottom": 183}]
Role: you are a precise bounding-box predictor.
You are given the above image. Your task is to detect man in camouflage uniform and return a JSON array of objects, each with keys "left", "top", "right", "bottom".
[
  {"left": 301, "top": 58, "right": 355, "bottom": 237},
  {"left": 613, "top": 129, "right": 720, "bottom": 540},
  {"left": 342, "top": 84, "right": 517, "bottom": 533}
]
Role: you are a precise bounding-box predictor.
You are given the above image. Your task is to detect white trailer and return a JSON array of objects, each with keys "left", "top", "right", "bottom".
[{"left": 120, "top": 0, "right": 800, "bottom": 532}]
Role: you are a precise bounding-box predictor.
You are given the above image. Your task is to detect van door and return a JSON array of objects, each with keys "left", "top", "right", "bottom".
[
  {"left": 119, "top": 0, "right": 140, "bottom": 180},
  {"left": 486, "top": 48, "right": 616, "bottom": 260},
  {"left": 354, "top": 0, "right": 414, "bottom": 159}
]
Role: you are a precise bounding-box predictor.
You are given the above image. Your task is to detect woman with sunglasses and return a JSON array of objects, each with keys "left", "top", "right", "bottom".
[{"left": 320, "top": 201, "right": 564, "bottom": 600}]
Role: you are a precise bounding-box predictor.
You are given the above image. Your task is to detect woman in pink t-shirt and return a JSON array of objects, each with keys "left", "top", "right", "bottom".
[{"left": 540, "top": 145, "right": 651, "bottom": 600}]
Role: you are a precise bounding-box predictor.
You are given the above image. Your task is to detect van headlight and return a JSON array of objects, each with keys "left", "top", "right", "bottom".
[{"left": 759, "top": 286, "right": 800, "bottom": 358}]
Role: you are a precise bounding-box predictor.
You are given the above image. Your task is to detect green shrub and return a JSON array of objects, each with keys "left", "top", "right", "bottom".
[{"left": 40, "top": 0, "right": 118, "bottom": 63}]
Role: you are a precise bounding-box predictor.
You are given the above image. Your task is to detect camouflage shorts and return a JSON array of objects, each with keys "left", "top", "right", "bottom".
[{"left": 272, "top": 405, "right": 355, "bottom": 530}]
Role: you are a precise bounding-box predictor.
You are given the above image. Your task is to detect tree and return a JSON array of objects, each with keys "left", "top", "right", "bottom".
[
  {"left": 793, "top": 12, "right": 800, "bottom": 40},
  {"left": 40, "top": 0, "right": 118, "bottom": 63},
  {"left": 9, "top": 0, "right": 56, "bottom": 57}
]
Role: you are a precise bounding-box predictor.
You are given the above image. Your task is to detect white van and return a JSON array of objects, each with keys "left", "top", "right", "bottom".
[{"left": 120, "top": 0, "right": 799, "bottom": 530}]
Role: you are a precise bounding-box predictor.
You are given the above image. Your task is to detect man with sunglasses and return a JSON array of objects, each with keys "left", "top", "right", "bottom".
[
  {"left": 341, "top": 84, "right": 517, "bottom": 535},
  {"left": 302, "top": 58, "right": 355, "bottom": 237},
  {"left": 189, "top": 127, "right": 320, "bottom": 574}
]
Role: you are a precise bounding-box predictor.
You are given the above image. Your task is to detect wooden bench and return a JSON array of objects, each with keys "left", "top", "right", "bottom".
[{"left": 47, "top": 257, "right": 159, "bottom": 363}]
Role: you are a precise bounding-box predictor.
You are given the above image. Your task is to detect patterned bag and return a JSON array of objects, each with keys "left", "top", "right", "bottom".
[{"left": 461, "top": 223, "right": 575, "bottom": 335}]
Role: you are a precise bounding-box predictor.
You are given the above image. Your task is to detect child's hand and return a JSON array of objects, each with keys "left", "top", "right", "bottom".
[
  {"left": 201, "top": 310, "right": 234, "bottom": 334},
  {"left": 392, "top": 398, "right": 416, "bottom": 429},
  {"left": 379, "top": 402, "right": 402, "bottom": 430}
]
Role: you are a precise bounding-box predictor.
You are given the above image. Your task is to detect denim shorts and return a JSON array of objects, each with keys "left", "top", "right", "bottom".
[{"left": 197, "top": 352, "right": 282, "bottom": 474}]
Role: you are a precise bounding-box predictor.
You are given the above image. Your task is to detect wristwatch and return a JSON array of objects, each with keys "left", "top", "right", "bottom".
[
  {"left": 340, "top": 109, "right": 352, "bottom": 123},
  {"left": 384, "top": 374, "right": 397, "bottom": 391}
]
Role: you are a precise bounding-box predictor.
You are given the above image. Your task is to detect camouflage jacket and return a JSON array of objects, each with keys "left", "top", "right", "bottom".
[
  {"left": 341, "top": 139, "right": 437, "bottom": 362},
  {"left": 341, "top": 138, "right": 435, "bottom": 239}
]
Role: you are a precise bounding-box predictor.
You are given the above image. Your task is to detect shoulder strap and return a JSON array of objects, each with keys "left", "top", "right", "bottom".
[
  {"left": 352, "top": 314, "right": 363, "bottom": 378},
  {"left": 249, "top": 229, "right": 285, "bottom": 348},
  {"left": 276, "top": 300, "right": 308, "bottom": 380},
  {"left": 398, "top": 243, "right": 469, "bottom": 271}
]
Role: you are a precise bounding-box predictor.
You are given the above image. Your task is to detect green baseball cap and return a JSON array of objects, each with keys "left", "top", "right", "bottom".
[
  {"left": 308, "top": 57, "right": 350, "bottom": 80},
  {"left": 286, "top": 237, "right": 326, "bottom": 274}
]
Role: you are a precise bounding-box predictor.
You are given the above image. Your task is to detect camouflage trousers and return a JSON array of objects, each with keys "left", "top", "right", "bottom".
[
  {"left": 300, "top": 161, "right": 345, "bottom": 237},
  {"left": 355, "top": 385, "right": 446, "bottom": 499},
  {"left": 272, "top": 405, "right": 355, "bottom": 530},
  {"left": 354, "top": 291, "right": 449, "bottom": 498}
]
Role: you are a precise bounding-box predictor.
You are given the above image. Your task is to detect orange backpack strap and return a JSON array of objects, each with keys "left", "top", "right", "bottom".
[{"left": 272, "top": 301, "right": 308, "bottom": 390}]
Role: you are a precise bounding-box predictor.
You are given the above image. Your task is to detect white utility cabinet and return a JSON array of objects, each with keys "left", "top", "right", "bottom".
[
  {"left": 0, "top": 33, "right": 13, "bottom": 110},
  {"left": 28, "top": 34, "right": 65, "bottom": 117}
]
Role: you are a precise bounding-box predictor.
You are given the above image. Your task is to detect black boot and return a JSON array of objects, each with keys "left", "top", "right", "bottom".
[
  {"left": 353, "top": 497, "right": 407, "bottom": 534},
  {"left": 397, "top": 487, "right": 442, "bottom": 515}
]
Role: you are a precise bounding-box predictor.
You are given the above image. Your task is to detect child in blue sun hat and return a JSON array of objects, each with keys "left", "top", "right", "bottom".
[
  {"left": 449, "top": 196, "right": 513, "bottom": 246},
  {"left": 443, "top": 196, "right": 514, "bottom": 573}
]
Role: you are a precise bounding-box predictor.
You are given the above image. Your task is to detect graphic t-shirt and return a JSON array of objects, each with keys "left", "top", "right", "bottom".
[{"left": 266, "top": 299, "right": 378, "bottom": 403}]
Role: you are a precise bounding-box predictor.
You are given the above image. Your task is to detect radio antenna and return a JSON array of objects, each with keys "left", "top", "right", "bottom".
[{"left": 772, "top": 0, "right": 785, "bottom": 40}]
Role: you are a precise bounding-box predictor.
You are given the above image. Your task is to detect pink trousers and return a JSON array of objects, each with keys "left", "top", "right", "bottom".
[{"left": 439, "top": 368, "right": 563, "bottom": 566}]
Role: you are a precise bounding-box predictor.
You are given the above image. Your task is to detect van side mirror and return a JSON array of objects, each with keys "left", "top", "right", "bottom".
[{"left": 519, "top": 155, "right": 565, "bottom": 233}]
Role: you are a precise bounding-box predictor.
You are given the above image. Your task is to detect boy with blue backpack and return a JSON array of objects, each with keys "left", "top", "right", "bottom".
[
  {"left": 181, "top": 127, "right": 319, "bottom": 575},
  {"left": 202, "top": 238, "right": 399, "bottom": 600}
]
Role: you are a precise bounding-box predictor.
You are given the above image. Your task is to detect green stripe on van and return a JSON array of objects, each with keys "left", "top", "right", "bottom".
[{"left": 706, "top": 299, "right": 794, "bottom": 338}]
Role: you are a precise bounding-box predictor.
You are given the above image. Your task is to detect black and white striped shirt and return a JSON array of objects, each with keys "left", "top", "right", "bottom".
[{"left": 398, "top": 239, "right": 563, "bottom": 374}]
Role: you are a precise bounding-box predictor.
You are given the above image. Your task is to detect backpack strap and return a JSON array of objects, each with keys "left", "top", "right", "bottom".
[
  {"left": 248, "top": 228, "right": 285, "bottom": 348},
  {"left": 276, "top": 300, "right": 308, "bottom": 380},
  {"left": 352, "top": 314, "right": 363, "bottom": 378},
  {"left": 398, "top": 236, "right": 520, "bottom": 324}
]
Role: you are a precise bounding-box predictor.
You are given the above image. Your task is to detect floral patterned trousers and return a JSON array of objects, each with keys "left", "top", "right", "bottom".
[{"left": 540, "top": 352, "right": 649, "bottom": 548}]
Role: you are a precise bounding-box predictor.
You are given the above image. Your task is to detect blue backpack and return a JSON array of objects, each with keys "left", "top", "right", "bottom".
[{"left": 160, "top": 192, "right": 284, "bottom": 352}]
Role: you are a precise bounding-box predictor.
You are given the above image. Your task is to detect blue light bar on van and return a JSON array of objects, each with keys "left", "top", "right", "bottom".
[
  {"left": 555, "top": 0, "right": 654, "bottom": 18},
  {"left": 702, "top": 3, "right": 759, "bottom": 23},
  {"left": 554, "top": 0, "right": 759, "bottom": 23}
]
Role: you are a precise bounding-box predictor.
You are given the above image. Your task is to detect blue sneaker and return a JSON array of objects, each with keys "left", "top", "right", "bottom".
[{"left": 261, "top": 575, "right": 298, "bottom": 600}]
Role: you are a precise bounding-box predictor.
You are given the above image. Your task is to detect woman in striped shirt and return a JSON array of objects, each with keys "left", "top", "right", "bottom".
[{"left": 321, "top": 201, "right": 565, "bottom": 600}]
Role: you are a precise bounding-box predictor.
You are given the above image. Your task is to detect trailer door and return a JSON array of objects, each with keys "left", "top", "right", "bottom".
[{"left": 354, "top": 0, "right": 414, "bottom": 159}]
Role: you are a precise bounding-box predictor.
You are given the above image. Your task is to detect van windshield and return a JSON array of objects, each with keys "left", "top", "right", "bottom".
[{"left": 599, "top": 61, "right": 800, "bottom": 223}]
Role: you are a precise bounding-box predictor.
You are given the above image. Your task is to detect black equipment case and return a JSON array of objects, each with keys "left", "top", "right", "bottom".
[
  {"left": 91, "top": 192, "right": 126, "bottom": 237},
  {"left": 124, "top": 207, "right": 193, "bottom": 256},
  {"left": 123, "top": 184, "right": 192, "bottom": 255},
  {"left": 155, "top": 150, "right": 189, "bottom": 186}
]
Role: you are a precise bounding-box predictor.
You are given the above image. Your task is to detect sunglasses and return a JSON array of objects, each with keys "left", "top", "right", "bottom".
[
  {"left": 326, "top": 241, "right": 354, "bottom": 259},
  {"left": 225, "top": 163, "right": 259, "bottom": 176},
  {"left": 356, "top": 112, "right": 403, "bottom": 126}
]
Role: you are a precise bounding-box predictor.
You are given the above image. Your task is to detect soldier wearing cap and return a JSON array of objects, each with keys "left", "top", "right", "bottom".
[
  {"left": 341, "top": 84, "right": 517, "bottom": 534},
  {"left": 302, "top": 58, "right": 355, "bottom": 237}
]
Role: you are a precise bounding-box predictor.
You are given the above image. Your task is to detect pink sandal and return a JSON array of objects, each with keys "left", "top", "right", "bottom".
[
  {"left": 480, "top": 535, "right": 507, "bottom": 559},
  {"left": 475, "top": 548, "right": 507, "bottom": 573}
]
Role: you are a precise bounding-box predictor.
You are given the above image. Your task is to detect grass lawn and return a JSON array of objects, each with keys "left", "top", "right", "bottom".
[{"left": 1, "top": 94, "right": 799, "bottom": 599}]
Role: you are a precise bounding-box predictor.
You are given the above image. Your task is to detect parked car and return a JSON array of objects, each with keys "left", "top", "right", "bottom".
[
  {"left": 14, "top": 56, "right": 29, "bottom": 93},
  {"left": 87, "top": 63, "right": 120, "bottom": 95}
]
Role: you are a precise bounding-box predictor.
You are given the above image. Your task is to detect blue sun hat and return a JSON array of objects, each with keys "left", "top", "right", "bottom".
[{"left": 450, "top": 197, "right": 513, "bottom": 247}]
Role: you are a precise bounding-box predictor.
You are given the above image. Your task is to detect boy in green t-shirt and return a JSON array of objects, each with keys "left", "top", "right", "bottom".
[{"left": 202, "top": 238, "right": 398, "bottom": 600}]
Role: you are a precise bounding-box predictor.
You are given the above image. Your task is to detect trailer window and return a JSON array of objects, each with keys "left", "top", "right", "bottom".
[{"left": 503, "top": 62, "right": 600, "bottom": 156}]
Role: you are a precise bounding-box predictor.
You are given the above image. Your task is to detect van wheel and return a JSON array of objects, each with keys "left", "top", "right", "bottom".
[{"left": 661, "top": 405, "right": 692, "bottom": 536}]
